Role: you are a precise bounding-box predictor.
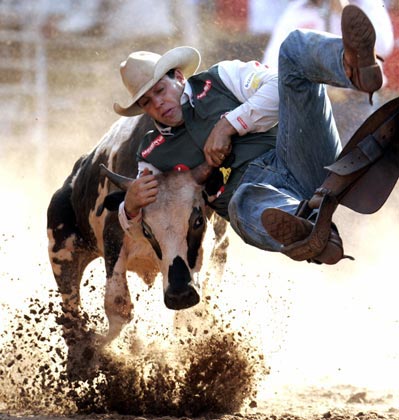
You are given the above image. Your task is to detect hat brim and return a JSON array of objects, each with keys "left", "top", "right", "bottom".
[{"left": 114, "top": 46, "right": 201, "bottom": 117}]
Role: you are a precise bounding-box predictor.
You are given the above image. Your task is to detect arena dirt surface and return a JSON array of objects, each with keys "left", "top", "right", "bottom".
[{"left": 1, "top": 142, "right": 398, "bottom": 420}]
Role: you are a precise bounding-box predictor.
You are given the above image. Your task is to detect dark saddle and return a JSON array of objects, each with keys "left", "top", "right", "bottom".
[
  {"left": 311, "top": 95, "right": 399, "bottom": 214},
  {"left": 263, "top": 96, "right": 399, "bottom": 263}
]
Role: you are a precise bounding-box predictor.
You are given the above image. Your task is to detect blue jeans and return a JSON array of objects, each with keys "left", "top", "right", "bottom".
[{"left": 228, "top": 29, "right": 352, "bottom": 252}]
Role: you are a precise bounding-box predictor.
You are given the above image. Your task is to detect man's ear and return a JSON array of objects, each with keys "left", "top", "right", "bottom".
[{"left": 175, "top": 68, "right": 186, "bottom": 84}]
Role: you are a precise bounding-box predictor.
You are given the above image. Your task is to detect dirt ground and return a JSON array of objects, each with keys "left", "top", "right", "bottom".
[{"left": 1, "top": 135, "right": 399, "bottom": 420}]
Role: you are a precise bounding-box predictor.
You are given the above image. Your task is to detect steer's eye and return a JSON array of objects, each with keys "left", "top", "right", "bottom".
[
  {"left": 142, "top": 225, "right": 152, "bottom": 238},
  {"left": 141, "top": 220, "right": 162, "bottom": 260},
  {"left": 193, "top": 215, "right": 204, "bottom": 229},
  {"left": 186, "top": 207, "right": 206, "bottom": 269}
]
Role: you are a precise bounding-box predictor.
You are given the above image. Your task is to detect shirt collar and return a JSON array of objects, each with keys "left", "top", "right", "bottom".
[{"left": 182, "top": 82, "right": 194, "bottom": 107}]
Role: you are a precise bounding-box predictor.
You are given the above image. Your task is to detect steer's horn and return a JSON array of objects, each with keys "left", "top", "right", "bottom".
[
  {"left": 191, "top": 161, "right": 214, "bottom": 185},
  {"left": 99, "top": 163, "right": 133, "bottom": 191}
]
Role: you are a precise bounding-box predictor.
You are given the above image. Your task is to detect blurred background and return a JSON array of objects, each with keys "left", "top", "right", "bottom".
[
  {"left": 0, "top": 0, "right": 289, "bottom": 181},
  {"left": 1, "top": 0, "right": 399, "bottom": 183}
]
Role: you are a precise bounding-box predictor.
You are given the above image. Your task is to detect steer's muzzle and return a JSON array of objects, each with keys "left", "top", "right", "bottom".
[{"left": 164, "top": 256, "right": 200, "bottom": 310}]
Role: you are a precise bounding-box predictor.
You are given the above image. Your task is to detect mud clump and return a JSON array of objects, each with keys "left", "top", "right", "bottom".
[
  {"left": 0, "top": 291, "right": 73, "bottom": 414},
  {"left": 71, "top": 331, "right": 260, "bottom": 416},
  {"left": 0, "top": 292, "right": 265, "bottom": 417},
  {"left": 68, "top": 326, "right": 262, "bottom": 416},
  {"left": 180, "top": 333, "right": 259, "bottom": 415},
  {"left": 71, "top": 352, "right": 179, "bottom": 415}
]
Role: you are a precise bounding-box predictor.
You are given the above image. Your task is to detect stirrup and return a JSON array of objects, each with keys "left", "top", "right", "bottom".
[{"left": 279, "top": 194, "right": 338, "bottom": 262}]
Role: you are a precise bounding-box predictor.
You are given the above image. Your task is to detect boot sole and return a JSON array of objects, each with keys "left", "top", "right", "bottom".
[
  {"left": 341, "top": 5, "right": 382, "bottom": 93},
  {"left": 262, "top": 195, "right": 343, "bottom": 263},
  {"left": 261, "top": 208, "right": 311, "bottom": 246}
]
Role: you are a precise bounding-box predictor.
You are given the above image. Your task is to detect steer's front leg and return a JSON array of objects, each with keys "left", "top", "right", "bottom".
[
  {"left": 103, "top": 215, "right": 133, "bottom": 342},
  {"left": 104, "top": 260, "right": 133, "bottom": 342}
]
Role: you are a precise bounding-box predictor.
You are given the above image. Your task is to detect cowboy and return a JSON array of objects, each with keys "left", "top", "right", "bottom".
[{"left": 113, "top": 5, "right": 395, "bottom": 266}]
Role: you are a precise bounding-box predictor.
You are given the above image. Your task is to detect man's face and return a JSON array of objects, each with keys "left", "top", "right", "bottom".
[{"left": 137, "top": 69, "right": 185, "bottom": 127}]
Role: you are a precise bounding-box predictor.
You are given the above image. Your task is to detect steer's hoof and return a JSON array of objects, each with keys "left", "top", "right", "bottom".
[{"left": 164, "top": 283, "right": 200, "bottom": 310}]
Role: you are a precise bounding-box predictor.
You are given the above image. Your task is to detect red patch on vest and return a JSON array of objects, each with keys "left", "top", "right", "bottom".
[
  {"left": 174, "top": 164, "right": 190, "bottom": 172},
  {"left": 196, "top": 80, "right": 212, "bottom": 100},
  {"left": 217, "top": 185, "right": 225, "bottom": 197},
  {"left": 141, "top": 134, "right": 165, "bottom": 158}
]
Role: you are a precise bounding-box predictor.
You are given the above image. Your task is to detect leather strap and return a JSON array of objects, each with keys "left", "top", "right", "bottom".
[
  {"left": 325, "top": 112, "right": 397, "bottom": 176},
  {"left": 326, "top": 133, "right": 382, "bottom": 175}
]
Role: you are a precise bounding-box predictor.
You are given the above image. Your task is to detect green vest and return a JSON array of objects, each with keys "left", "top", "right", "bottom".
[{"left": 137, "top": 65, "right": 277, "bottom": 219}]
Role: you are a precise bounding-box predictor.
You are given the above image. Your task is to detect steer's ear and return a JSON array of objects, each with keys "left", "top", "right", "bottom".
[
  {"left": 96, "top": 191, "right": 126, "bottom": 216},
  {"left": 191, "top": 161, "right": 213, "bottom": 185}
]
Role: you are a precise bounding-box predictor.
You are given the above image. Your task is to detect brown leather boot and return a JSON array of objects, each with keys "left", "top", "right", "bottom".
[
  {"left": 261, "top": 208, "right": 346, "bottom": 265},
  {"left": 341, "top": 4, "right": 382, "bottom": 104}
]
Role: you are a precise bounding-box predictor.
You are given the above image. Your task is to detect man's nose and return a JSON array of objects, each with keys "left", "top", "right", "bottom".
[{"left": 153, "top": 96, "right": 163, "bottom": 108}]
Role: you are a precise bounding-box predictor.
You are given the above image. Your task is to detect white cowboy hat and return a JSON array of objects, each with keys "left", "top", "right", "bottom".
[{"left": 113, "top": 46, "right": 201, "bottom": 117}]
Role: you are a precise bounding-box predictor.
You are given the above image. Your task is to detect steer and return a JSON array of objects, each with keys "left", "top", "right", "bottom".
[{"left": 47, "top": 113, "right": 228, "bottom": 376}]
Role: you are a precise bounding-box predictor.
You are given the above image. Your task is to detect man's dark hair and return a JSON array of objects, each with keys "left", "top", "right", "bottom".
[{"left": 165, "top": 68, "right": 176, "bottom": 78}]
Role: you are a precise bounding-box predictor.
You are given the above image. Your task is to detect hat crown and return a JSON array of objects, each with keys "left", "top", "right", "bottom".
[{"left": 120, "top": 51, "right": 161, "bottom": 97}]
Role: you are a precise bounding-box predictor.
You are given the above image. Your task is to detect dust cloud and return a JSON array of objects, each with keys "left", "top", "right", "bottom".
[
  {"left": 1, "top": 129, "right": 398, "bottom": 417},
  {"left": 0, "top": 148, "right": 266, "bottom": 416}
]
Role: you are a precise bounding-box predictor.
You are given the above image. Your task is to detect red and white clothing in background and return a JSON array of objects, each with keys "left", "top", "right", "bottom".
[{"left": 262, "top": 0, "right": 394, "bottom": 79}]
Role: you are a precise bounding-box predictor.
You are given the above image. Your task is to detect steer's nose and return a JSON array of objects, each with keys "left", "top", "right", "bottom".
[{"left": 164, "top": 256, "right": 200, "bottom": 310}]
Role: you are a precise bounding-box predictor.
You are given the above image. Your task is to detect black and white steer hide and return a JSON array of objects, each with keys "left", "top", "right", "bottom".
[{"left": 47, "top": 114, "right": 228, "bottom": 373}]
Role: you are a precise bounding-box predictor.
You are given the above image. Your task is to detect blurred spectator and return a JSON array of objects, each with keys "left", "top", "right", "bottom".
[
  {"left": 260, "top": 0, "right": 395, "bottom": 145},
  {"left": 0, "top": 0, "right": 105, "bottom": 34},
  {"left": 381, "top": 0, "right": 399, "bottom": 90},
  {"left": 103, "top": 0, "right": 175, "bottom": 39},
  {"left": 262, "top": 0, "right": 394, "bottom": 75},
  {"left": 55, "top": 0, "right": 104, "bottom": 34},
  {"left": 248, "top": 0, "right": 290, "bottom": 34},
  {"left": 103, "top": 0, "right": 201, "bottom": 47},
  {"left": 214, "top": 0, "right": 290, "bottom": 34}
]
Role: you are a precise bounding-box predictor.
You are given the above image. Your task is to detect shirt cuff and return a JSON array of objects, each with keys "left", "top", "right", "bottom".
[
  {"left": 118, "top": 201, "right": 141, "bottom": 232},
  {"left": 224, "top": 107, "right": 254, "bottom": 136}
]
